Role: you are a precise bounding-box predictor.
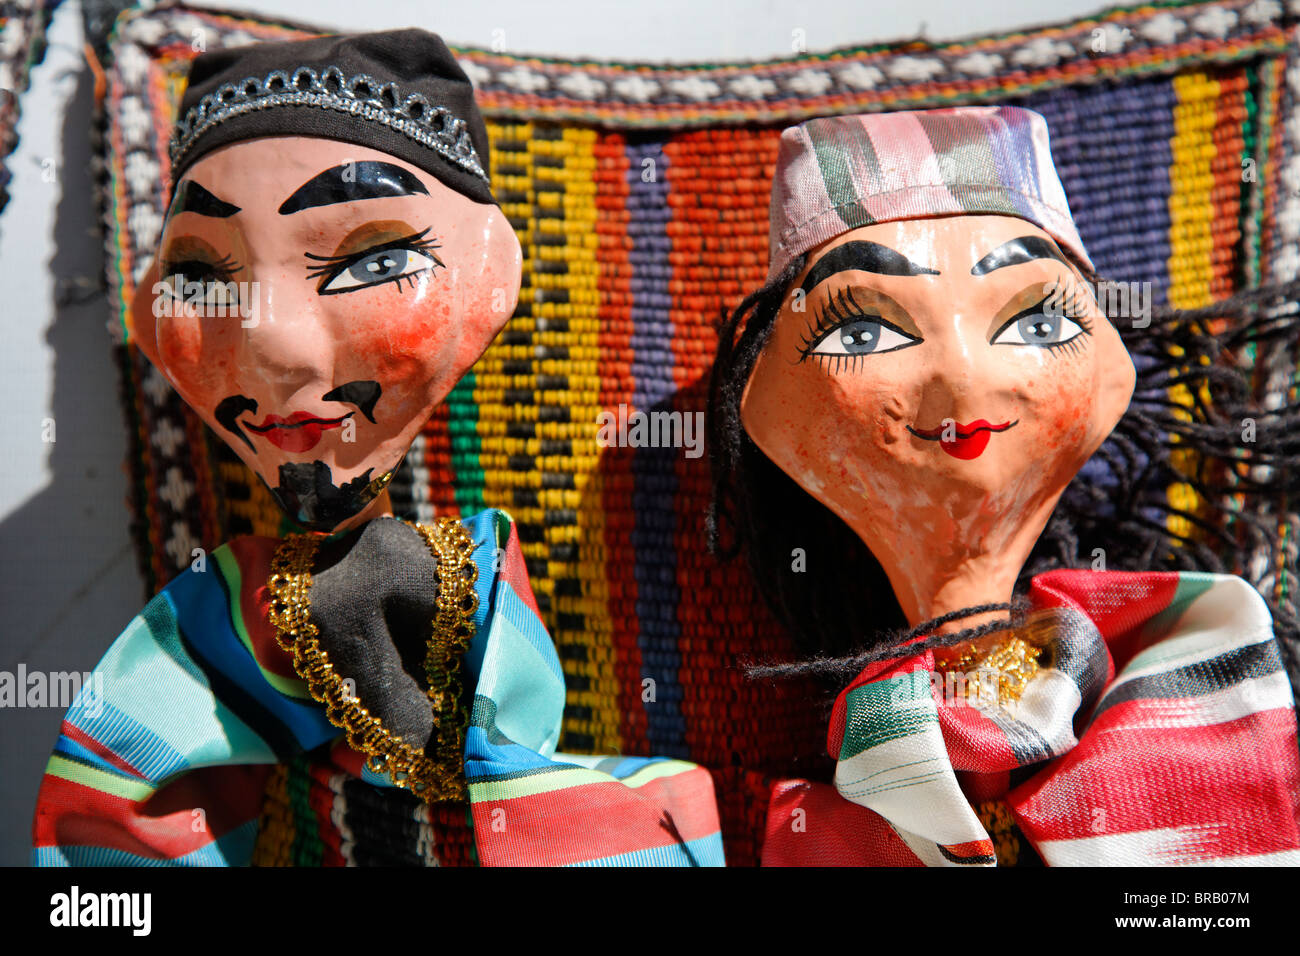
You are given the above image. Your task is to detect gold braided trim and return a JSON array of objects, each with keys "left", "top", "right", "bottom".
[
  {"left": 935, "top": 610, "right": 1060, "bottom": 706},
  {"left": 266, "top": 518, "right": 478, "bottom": 803},
  {"left": 411, "top": 519, "right": 479, "bottom": 793},
  {"left": 945, "top": 636, "right": 1042, "bottom": 705}
]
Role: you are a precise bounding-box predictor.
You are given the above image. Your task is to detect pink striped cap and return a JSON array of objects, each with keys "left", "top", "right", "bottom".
[{"left": 767, "top": 106, "right": 1093, "bottom": 282}]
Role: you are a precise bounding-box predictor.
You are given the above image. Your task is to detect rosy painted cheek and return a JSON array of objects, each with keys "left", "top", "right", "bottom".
[
  {"left": 802, "top": 384, "right": 898, "bottom": 485},
  {"left": 345, "top": 286, "right": 461, "bottom": 357},
  {"left": 821, "top": 376, "right": 898, "bottom": 436},
  {"left": 391, "top": 295, "right": 454, "bottom": 352},
  {"left": 157, "top": 319, "right": 204, "bottom": 370},
  {"left": 158, "top": 321, "right": 238, "bottom": 401},
  {"left": 1029, "top": 366, "right": 1094, "bottom": 456}
]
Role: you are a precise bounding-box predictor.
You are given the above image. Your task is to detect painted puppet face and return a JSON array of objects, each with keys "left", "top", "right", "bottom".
[
  {"left": 132, "top": 137, "right": 521, "bottom": 532},
  {"left": 741, "top": 215, "right": 1134, "bottom": 624}
]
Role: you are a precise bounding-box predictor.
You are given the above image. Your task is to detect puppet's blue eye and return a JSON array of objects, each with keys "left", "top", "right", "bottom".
[
  {"left": 813, "top": 319, "right": 917, "bottom": 356},
  {"left": 157, "top": 258, "right": 242, "bottom": 310},
  {"left": 307, "top": 229, "right": 444, "bottom": 296},
  {"left": 315, "top": 245, "right": 442, "bottom": 295},
  {"left": 992, "top": 302, "right": 1088, "bottom": 348},
  {"left": 352, "top": 249, "right": 408, "bottom": 281}
]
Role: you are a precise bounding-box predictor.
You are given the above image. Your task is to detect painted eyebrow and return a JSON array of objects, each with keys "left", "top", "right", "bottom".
[
  {"left": 278, "top": 161, "right": 429, "bottom": 215},
  {"left": 168, "top": 180, "right": 241, "bottom": 218},
  {"left": 799, "top": 240, "right": 940, "bottom": 296},
  {"left": 970, "top": 236, "right": 1070, "bottom": 276}
]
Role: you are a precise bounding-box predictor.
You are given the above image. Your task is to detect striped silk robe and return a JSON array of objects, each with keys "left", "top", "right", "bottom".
[
  {"left": 762, "top": 570, "right": 1300, "bottom": 866},
  {"left": 32, "top": 509, "right": 723, "bottom": 866}
]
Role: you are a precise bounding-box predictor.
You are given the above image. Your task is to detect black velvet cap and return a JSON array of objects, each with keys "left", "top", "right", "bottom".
[{"left": 169, "top": 29, "right": 495, "bottom": 205}]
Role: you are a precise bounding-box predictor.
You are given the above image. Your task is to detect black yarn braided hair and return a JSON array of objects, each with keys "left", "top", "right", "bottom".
[{"left": 707, "top": 250, "right": 1300, "bottom": 695}]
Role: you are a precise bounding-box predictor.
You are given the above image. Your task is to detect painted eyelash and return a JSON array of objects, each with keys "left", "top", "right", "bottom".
[
  {"left": 1040, "top": 281, "right": 1096, "bottom": 333},
  {"left": 995, "top": 287, "right": 1095, "bottom": 358},
  {"left": 796, "top": 286, "right": 895, "bottom": 362},
  {"left": 303, "top": 227, "right": 444, "bottom": 283},
  {"left": 1042, "top": 336, "right": 1089, "bottom": 358},
  {"left": 160, "top": 252, "right": 241, "bottom": 278},
  {"left": 810, "top": 353, "right": 874, "bottom": 374}
]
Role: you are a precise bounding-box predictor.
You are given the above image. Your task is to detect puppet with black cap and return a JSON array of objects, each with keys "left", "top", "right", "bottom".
[{"left": 32, "top": 28, "right": 723, "bottom": 867}]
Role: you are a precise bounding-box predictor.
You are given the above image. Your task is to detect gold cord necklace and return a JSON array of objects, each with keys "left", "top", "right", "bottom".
[{"left": 266, "top": 517, "right": 479, "bottom": 803}]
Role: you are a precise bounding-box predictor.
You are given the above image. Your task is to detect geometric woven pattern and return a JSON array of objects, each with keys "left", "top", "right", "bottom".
[
  {"left": 95, "top": 0, "right": 1300, "bottom": 864},
  {"left": 0, "top": 0, "right": 62, "bottom": 215}
]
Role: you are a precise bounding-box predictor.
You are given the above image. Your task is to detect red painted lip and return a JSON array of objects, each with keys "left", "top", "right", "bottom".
[
  {"left": 907, "top": 419, "right": 1018, "bottom": 460},
  {"left": 244, "top": 411, "right": 353, "bottom": 453}
]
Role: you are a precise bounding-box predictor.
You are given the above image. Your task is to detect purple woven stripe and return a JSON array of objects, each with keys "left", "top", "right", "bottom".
[
  {"left": 623, "top": 138, "right": 688, "bottom": 760},
  {"left": 1020, "top": 79, "right": 1178, "bottom": 518},
  {"left": 1022, "top": 81, "right": 1175, "bottom": 302}
]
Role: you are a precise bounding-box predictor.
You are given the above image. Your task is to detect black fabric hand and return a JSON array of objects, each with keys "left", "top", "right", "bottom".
[{"left": 308, "top": 517, "right": 440, "bottom": 753}]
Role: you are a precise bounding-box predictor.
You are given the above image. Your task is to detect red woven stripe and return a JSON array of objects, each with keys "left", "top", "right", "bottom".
[
  {"left": 229, "top": 535, "right": 299, "bottom": 681},
  {"left": 306, "top": 761, "right": 345, "bottom": 867},
  {"left": 1029, "top": 569, "right": 1180, "bottom": 670},
  {"left": 938, "top": 697, "right": 1022, "bottom": 770},
  {"left": 423, "top": 399, "right": 460, "bottom": 519},
  {"left": 594, "top": 131, "right": 648, "bottom": 757}
]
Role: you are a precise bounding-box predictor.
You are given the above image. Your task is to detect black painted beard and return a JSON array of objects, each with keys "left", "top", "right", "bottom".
[{"left": 269, "top": 460, "right": 396, "bottom": 532}]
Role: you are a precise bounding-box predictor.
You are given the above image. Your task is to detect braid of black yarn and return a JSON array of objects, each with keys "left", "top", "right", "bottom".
[{"left": 746, "top": 600, "right": 1030, "bottom": 682}]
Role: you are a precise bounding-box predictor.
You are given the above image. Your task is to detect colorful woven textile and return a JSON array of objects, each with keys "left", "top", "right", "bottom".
[
  {"left": 32, "top": 509, "right": 723, "bottom": 866},
  {"left": 0, "top": 0, "right": 61, "bottom": 215},
  {"left": 94, "top": 0, "right": 1300, "bottom": 865},
  {"left": 762, "top": 570, "right": 1300, "bottom": 866}
]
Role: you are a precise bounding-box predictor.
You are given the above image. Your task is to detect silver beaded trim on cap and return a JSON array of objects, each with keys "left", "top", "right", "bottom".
[{"left": 169, "top": 65, "right": 488, "bottom": 182}]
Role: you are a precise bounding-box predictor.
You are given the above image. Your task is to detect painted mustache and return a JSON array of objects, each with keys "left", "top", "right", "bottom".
[
  {"left": 215, "top": 380, "right": 382, "bottom": 452},
  {"left": 906, "top": 419, "right": 1018, "bottom": 460}
]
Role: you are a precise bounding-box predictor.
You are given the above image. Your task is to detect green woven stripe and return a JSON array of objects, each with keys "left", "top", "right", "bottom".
[
  {"left": 807, "top": 116, "right": 878, "bottom": 231},
  {"left": 838, "top": 669, "right": 936, "bottom": 761},
  {"left": 1239, "top": 63, "right": 1260, "bottom": 292},
  {"left": 287, "top": 754, "right": 323, "bottom": 867},
  {"left": 448, "top": 372, "right": 484, "bottom": 513}
]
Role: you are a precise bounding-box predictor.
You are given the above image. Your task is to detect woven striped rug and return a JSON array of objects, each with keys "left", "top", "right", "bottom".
[
  {"left": 0, "top": 0, "right": 62, "bottom": 215},
  {"left": 95, "top": 0, "right": 1300, "bottom": 865}
]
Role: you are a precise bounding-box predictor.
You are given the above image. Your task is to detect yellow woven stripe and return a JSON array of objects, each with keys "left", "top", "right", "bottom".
[
  {"left": 477, "top": 122, "right": 532, "bottom": 526},
  {"left": 218, "top": 460, "right": 282, "bottom": 537},
  {"left": 468, "top": 765, "right": 610, "bottom": 802},
  {"left": 1168, "top": 73, "right": 1218, "bottom": 310},
  {"left": 552, "top": 128, "right": 620, "bottom": 753},
  {"left": 250, "top": 762, "right": 293, "bottom": 867},
  {"left": 1166, "top": 73, "right": 1219, "bottom": 543}
]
